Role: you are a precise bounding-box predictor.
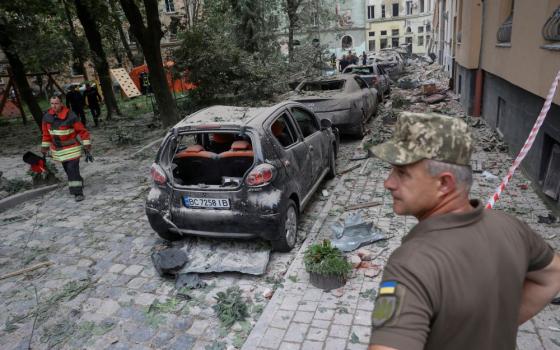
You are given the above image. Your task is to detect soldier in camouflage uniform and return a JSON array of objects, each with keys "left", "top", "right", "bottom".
[{"left": 368, "top": 112, "right": 560, "bottom": 350}]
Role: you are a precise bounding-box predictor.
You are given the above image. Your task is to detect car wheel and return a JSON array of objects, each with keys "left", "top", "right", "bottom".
[
  {"left": 156, "top": 230, "right": 182, "bottom": 241},
  {"left": 326, "top": 146, "right": 336, "bottom": 179},
  {"left": 271, "top": 200, "right": 298, "bottom": 252}
]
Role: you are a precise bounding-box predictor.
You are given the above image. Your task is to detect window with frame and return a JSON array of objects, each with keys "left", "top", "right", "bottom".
[
  {"left": 165, "top": 0, "right": 176, "bottom": 12},
  {"left": 381, "top": 5, "right": 386, "bottom": 18},
  {"left": 380, "top": 38, "right": 388, "bottom": 49},
  {"left": 291, "top": 108, "right": 319, "bottom": 137},
  {"left": 392, "top": 3, "right": 399, "bottom": 17},
  {"left": 406, "top": 1, "right": 412, "bottom": 15},
  {"left": 418, "top": 26, "right": 424, "bottom": 33},
  {"left": 426, "top": 23, "right": 431, "bottom": 32},
  {"left": 420, "top": 0, "right": 425, "bottom": 12},
  {"left": 368, "top": 39, "right": 376, "bottom": 51},
  {"left": 418, "top": 36, "right": 424, "bottom": 46},
  {"left": 271, "top": 114, "right": 298, "bottom": 147},
  {"left": 392, "top": 29, "right": 399, "bottom": 36},
  {"left": 392, "top": 37, "right": 399, "bottom": 47},
  {"left": 367, "top": 5, "right": 375, "bottom": 19},
  {"left": 369, "top": 31, "right": 375, "bottom": 37},
  {"left": 381, "top": 30, "right": 387, "bottom": 36}
]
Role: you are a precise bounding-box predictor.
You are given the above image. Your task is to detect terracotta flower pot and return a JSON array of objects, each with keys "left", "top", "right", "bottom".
[{"left": 309, "top": 271, "right": 347, "bottom": 291}]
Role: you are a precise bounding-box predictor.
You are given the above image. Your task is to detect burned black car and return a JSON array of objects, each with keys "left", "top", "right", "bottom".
[{"left": 146, "top": 101, "right": 338, "bottom": 252}]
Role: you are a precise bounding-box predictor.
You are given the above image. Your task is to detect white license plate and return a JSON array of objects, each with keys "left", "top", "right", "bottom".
[{"left": 183, "top": 196, "right": 230, "bottom": 209}]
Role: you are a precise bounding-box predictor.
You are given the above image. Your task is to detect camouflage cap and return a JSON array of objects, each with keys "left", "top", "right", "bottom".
[{"left": 370, "top": 112, "right": 472, "bottom": 166}]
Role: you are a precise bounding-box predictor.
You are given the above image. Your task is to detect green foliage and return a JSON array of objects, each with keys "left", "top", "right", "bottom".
[
  {"left": 2, "top": 178, "right": 32, "bottom": 195},
  {"left": 392, "top": 95, "right": 411, "bottom": 109},
  {"left": 1, "top": 0, "right": 72, "bottom": 72},
  {"left": 212, "top": 286, "right": 249, "bottom": 328},
  {"left": 303, "top": 240, "right": 352, "bottom": 277},
  {"left": 109, "top": 127, "right": 136, "bottom": 145}
]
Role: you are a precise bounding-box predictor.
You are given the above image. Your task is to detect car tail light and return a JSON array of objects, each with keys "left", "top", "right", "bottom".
[
  {"left": 150, "top": 163, "right": 167, "bottom": 185},
  {"left": 246, "top": 163, "right": 276, "bottom": 187}
]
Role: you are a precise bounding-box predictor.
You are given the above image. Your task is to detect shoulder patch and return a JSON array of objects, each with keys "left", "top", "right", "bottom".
[
  {"left": 372, "top": 295, "right": 397, "bottom": 327},
  {"left": 371, "top": 281, "right": 400, "bottom": 328}
]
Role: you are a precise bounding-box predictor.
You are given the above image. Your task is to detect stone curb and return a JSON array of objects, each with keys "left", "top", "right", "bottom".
[
  {"left": 0, "top": 184, "right": 59, "bottom": 213},
  {"left": 243, "top": 168, "right": 352, "bottom": 350}
]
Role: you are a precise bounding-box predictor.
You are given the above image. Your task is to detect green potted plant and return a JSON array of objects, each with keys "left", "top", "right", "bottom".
[{"left": 304, "top": 240, "right": 352, "bottom": 290}]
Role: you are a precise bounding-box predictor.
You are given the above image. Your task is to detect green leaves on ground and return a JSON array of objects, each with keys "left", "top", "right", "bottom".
[{"left": 213, "top": 286, "right": 249, "bottom": 328}]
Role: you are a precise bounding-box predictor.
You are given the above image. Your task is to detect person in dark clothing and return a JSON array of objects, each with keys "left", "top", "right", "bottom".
[
  {"left": 362, "top": 51, "right": 367, "bottom": 65},
  {"left": 84, "top": 82, "right": 103, "bottom": 127},
  {"left": 330, "top": 53, "right": 337, "bottom": 69},
  {"left": 339, "top": 55, "right": 349, "bottom": 72},
  {"left": 66, "top": 85, "right": 87, "bottom": 126}
]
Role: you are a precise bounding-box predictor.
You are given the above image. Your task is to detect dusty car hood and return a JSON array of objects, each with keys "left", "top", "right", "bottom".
[{"left": 286, "top": 92, "right": 352, "bottom": 112}]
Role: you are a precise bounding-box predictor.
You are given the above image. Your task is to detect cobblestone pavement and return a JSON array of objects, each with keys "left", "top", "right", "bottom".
[
  {"left": 0, "top": 117, "right": 350, "bottom": 349},
  {"left": 243, "top": 103, "right": 560, "bottom": 350}
]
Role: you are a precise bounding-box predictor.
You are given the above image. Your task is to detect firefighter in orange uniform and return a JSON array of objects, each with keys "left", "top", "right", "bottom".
[{"left": 41, "top": 95, "right": 91, "bottom": 201}]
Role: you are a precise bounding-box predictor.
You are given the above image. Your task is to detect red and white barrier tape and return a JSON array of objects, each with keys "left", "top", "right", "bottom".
[{"left": 486, "top": 69, "right": 560, "bottom": 209}]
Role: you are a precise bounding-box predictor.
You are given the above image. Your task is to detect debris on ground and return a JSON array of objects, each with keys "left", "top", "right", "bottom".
[
  {"left": 177, "top": 238, "right": 270, "bottom": 275},
  {"left": 537, "top": 214, "right": 557, "bottom": 225},
  {"left": 330, "top": 213, "right": 386, "bottom": 252},
  {"left": 175, "top": 273, "right": 207, "bottom": 289},
  {"left": 151, "top": 247, "right": 188, "bottom": 277}
]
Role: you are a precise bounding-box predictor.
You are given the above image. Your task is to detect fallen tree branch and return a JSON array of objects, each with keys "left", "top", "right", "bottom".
[
  {"left": 337, "top": 164, "right": 360, "bottom": 175},
  {"left": 0, "top": 261, "right": 53, "bottom": 280},
  {"left": 345, "top": 201, "right": 381, "bottom": 211}
]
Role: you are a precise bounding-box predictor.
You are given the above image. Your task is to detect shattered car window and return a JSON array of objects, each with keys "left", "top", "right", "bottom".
[
  {"left": 346, "top": 67, "right": 374, "bottom": 74},
  {"left": 291, "top": 108, "right": 319, "bottom": 138},
  {"left": 300, "top": 80, "right": 345, "bottom": 92},
  {"left": 271, "top": 113, "right": 297, "bottom": 147}
]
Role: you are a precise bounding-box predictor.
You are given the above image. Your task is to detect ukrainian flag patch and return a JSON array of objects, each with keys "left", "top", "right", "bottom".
[{"left": 379, "top": 281, "right": 397, "bottom": 295}]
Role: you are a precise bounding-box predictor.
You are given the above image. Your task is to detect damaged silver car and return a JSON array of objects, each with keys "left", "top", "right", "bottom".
[
  {"left": 146, "top": 101, "right": 338, "bottom": 252},
  {"left": 286, "top": 75, "right": 378, "bottom": 137}
]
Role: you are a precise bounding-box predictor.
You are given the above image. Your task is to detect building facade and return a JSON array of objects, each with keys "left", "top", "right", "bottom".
[
  {"left": 434, "top": 0, "right": 560, "bottom": 208},
  {"left": 365, "top": 0, "right": 435, "bottom": 54}
]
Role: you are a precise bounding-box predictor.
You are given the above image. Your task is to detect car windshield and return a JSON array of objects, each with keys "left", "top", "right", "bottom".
[
  {"left": 300, "top": 80, "right": 345, "bottom": 91},
  {"left": 346, "top": 67, "right": 374, "bottom": 74}
]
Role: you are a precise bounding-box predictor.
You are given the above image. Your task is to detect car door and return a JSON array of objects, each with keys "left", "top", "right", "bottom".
[
  {"left": 377, "top": 65, "right": 388, "bottom": 94},
  {"left": 354, "top": 76, "right": 374, "bottom": 117},
  {"left": 289, "top": 106, "right": 327, "bottom": 187},
  {"left": 267, "top": 111, "right": 314, "bottom": 198}
]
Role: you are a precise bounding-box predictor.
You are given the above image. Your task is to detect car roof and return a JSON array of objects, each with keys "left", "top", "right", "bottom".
[
  {"left": 173, "top": 101, "right": 303, "bottom": 130},
  {"left": 300, "top": 74, "right": 354, "bottom": 83}
]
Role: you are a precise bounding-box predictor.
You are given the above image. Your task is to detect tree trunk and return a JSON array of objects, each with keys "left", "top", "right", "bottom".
[
  {"left": 63, "top": 0, "right": 89, "bottom": 81},
  {"left": 286, "top": 0, "right": 302, "bottom": 63},
  {"left": 0, "top": 19, "right": 43, "bottom": 128},
  {"left": 73, "top": 0, "right": 121, "bottom": 120},
  {"left": 120, "top": 0, "right": 179, "bottom": 127},
  {"left": 108, "top": 0, "right": 138, "bottom": 66}
]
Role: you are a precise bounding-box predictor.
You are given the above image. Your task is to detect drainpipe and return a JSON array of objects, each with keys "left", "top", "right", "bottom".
[{"left": 473, "top": 0, "right": 486, "bottom": 117}]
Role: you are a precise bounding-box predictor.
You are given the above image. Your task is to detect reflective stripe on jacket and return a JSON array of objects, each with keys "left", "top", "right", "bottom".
[{"left": 41, "top": 106, "right": 91, "bottom": 162}]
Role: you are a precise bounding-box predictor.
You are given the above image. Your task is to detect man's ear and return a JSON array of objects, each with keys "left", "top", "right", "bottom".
[{"left": 438, "top": 172, "right": 457, "bottom": 195}]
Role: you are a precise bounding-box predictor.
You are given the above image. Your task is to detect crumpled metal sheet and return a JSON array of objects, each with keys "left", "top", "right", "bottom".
[
  {"left": 330, "top": 213, "right": 386, "bottom": 252},
  {"left": 176, "top": 238, "right": 270, "bottom": 275}
]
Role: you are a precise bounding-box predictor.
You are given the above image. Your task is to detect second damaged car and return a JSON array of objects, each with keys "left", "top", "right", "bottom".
[
  {"left": 146, "top": 102, "right": 338, "bottom": 252},
  {"left": 286, "top": 75, "right": 378, "bottom": 137}
]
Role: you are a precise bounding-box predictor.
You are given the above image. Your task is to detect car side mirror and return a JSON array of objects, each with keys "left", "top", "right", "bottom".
[{"left": 320, "top": 119, "right": 332, "bottom": 130}]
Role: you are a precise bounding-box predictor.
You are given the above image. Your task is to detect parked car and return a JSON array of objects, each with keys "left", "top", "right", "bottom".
[
  {"left": 285, "top": 75, "right": 378, "bottom": 137},
  {"left": 367, "top": 50, "right": 404, "bottom": 78},
  {"left": 146, "top": 101, "right": 339, "bottom": 252},
  {"left": 341, "top": 64, "right": 391, "bottom": 101}
]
